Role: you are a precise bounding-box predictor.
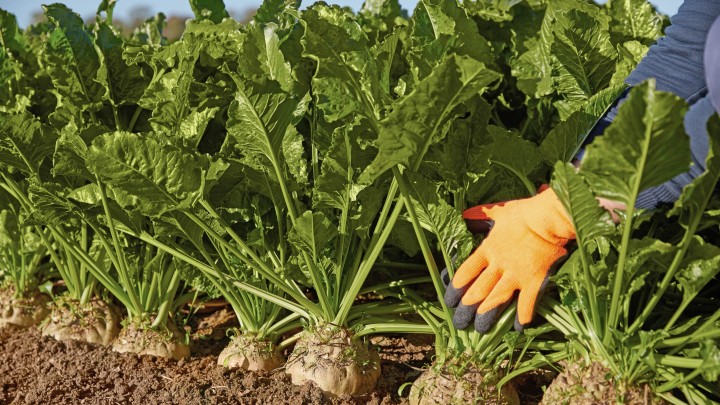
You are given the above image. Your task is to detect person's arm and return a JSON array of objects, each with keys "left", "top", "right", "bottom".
[
  {"left": 581, "top": 1, "right": 720, "bottom": 209},
  {"left": 627, "top": 0, "right": 720, "bottom": 99},
  {"left": 635, "top": 96, "right": 717, "bottom": 208}
]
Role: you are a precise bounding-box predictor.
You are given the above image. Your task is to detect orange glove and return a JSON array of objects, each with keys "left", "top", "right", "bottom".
[{"left": 444, "top": 188, "right": 575, "bottom": 333}]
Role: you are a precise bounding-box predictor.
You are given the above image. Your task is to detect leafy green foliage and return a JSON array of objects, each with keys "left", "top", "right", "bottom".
[
  {"left": 582, "top": 81, "right": 691, "bottom": 206},
  {"left": 189, "top": 0, "right": 228, "bottom": 23},
  {"left": 3, "top": 1, "right": 718, "bottom": 399},
  {"left": 362, "top": 55, "right": 501, "bottom": 182},
  {"left": 550, "top": 84, "right": 720, "bottom": 401},
  {"left": 87, "top": 132, "right": 206, "bottom": 216}
]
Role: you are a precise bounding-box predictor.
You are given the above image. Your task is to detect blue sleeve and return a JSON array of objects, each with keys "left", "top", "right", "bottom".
[
  {"left": 626, "top": 0, "right": 720, "bottom": 99},
  {"left": 578, "top": 1, "right": 720, "bottom": 208}
]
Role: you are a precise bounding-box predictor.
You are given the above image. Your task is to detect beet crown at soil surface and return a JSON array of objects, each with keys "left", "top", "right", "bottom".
[
  {"left": 409, "top": 363, "right": 520, "bottom": 405},
  {"left": 41, "top": 297, "right": 120, "bottom": 346},
  {"left": 285, "top": 325, "right": 382, "bottom": 397},
  {"left": 540, "top": 361, "right": 667, "bottom": 405}
]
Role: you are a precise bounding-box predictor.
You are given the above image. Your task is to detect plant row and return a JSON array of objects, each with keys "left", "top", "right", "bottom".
[{"left": 0, "top": 0, "right": 719, "bottom": 403}]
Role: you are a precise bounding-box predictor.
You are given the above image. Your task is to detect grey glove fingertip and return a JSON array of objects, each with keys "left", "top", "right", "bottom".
[
  {"left": 475, "top": 301, "right": 512, "bottom": 334},
  {"left": 440, "top": 254, "right": 459, "bottom": 290},
  {"left": 451, "top": 303, "right": 478, "bottom": 330},
  {"left": 440, "top": 267, "right": 451, "bottom": 290},
  {"left": 444, "top": 283, "right": 466, "bottom": 308}
]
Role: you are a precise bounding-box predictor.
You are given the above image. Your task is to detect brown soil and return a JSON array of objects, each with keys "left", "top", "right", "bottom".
[
  {"left": 0, "top": 307, "right": 551, "bottom": 404},
  {"left": 0, "top": 320, "right": 436, "bottom": 404}
]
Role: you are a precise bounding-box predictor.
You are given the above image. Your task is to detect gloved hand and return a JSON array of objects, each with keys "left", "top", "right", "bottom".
[{"left": 444, "top": 188, "right": 575, "bottom": 333}]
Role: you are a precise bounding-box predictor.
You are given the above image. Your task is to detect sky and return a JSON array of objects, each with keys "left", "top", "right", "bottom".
[{"left": 0, "top": 0, "right": 685, "bottom": 28}]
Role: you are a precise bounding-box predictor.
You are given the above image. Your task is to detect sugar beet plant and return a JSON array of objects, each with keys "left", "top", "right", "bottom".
[
  {"left": 537, "top": 83, "right": 720, "bottom": 404},
  {"left": 0, "top": 0, "right": 437, "bottom": 391},
  {"left": 355, "top": 0, "right": 668, "bottom": 403},
  {"left": 0, "top": 4, "right": 202, "bottom": 357},
  {"left": 0, "top": 183, "right": 50, "bottom": 328},
  {"left": 1, "top": 0, "right": 719, "bottom": 402},
  {"left": 0, "top": 116, "right": 118, "bottom": 345},
  {"left": 90, "top": 0, "right": 448, "bottom": 394}
]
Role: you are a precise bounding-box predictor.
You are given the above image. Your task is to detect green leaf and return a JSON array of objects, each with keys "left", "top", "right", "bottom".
[
  {"left": 407, "top": 0, "right": 494, "bottom": 81},
  {"left": 43, "top": 4, "right": 105, "bottom": 123},
  {"left": 53, "top": 122, "right": 110, "bottom": 180},
  {"left": 621, "top": 237, "right": 675, "bottom": 296},
  {"left": 388, "top": 219, "right": 421, "bottom": 257},
  {"left": 236, "top": 23, "right": 296, "bottom": 95},
  {"left": 0, "top": 113, "right": 57, "bottom": 175},
  {"left": 0, "top": 209, "right": 20, "bottom": 248},
  {"left": 96, "top": 0, "right": 117, "bottom": 20},
  {"left": 86, "top": 132, "right": 205, "bottom": 216},
  {"left": 403, "top": 172, "right": 473, "bottom": 263},
  {"left": 551, "top": 9, "right": 616, "bottom": 102},
  {"left": 0, "top": 9, "right": 25, "bottom": 54},
  {"left": 463, "top": 0, "right": 522, "bottom": 22},
  {"left": 282, "top": 126, "right": 308, "bottom": 187},
  {"left": 552, "top": 162, "right": 615, "bottom": 247},
  {"left": 28, "top": 182, "right": 86, "bottom": 225},
  {"left": 301, "top": 4, "right": 380, "bottom": 124},
  {"left": 139, "top": 41, "right": 201, "bottom": 136},
  {"left": 259, "top": 24, "right": 296, "bottom": 93},
  {"left": 676, "top": 237, "right": 720, "bottom": 306},
  {"left": 351, "top": 184, "right": 385, "bottom": 236},
  {"left": 183, "top": 19, "right": 243, "bottom": 65},
  {"left": 487, "top": 126, "right": 543, "bottom": 193},
  {"left": 669, "top": 115, "right": 720, "bottom": 229},
  {"left": 189, "top": 0, "right": 229, "bottom": 23},
  {"left": 700, "top": 340, "right": 720, "bottom": 382},
  {"left": 606, "top": 0, "right": 663, "bottom": 46},
  {"left": 425, "top": 97, "right": 492, "bottom": 193},
  {"left": 581, "top": 80, "right": 692, "bottom": 206},
  {"left": 541, "top": 84, "right": 628, "bottom": 163},
  {"left": 0, "top": 9, "right": 29, "bottom": 112},
  {"left": 178, "top": 107, "right": 219, "bottom": 148},
  {"left": 314, "top": 123, "right": 367, "bottom": 211},
  {"left": 361, "top": 54, "right": 501, "bottom": 183},
  {"left": 541, "top": 111, "right": 597, "bottom": 165},
  {"left": 610, "top": 41, "right": 649, "bottom": 86},
  {"left": 512, "top": 0, "right": 609, "bottom": 98},
  {"left": 288, "top": 211, "right": 338, "bottom": 261},
  {"left": 94, "top": 22, "right": 149, "bottom": 106},
  {"left": 223, "top": 79, "right": 302, "bottom": 177},
  {"left": 254, "top": 0, "right": 301, "bottom": 28}
]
